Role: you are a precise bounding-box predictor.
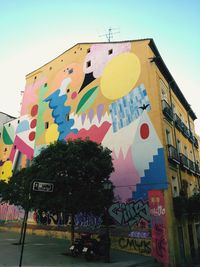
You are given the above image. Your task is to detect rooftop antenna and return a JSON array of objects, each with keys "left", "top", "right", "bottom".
[{"left": 99, "top": 27, "right": 120, "bottom": 42}]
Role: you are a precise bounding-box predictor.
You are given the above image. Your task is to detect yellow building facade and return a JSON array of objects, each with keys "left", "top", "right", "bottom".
[{"left": 0, "top": 39, "right": 199, "bottom": 267}]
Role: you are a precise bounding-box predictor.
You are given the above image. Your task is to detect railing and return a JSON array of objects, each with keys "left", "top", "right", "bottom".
[
  {"left": 174, "top": 113, "right": 182, "bottom": 131},
  {"left": 162, "top": 100, "right": 173, "bottom": 121},
  {"left": 188, "top": 159, "right": 195, "bottom": 173},
  {"left": 179, "top": 153, "right": 189, "bottom": 170},
  {"left": 181, "top": 122, "right": 190, "bottom": 138},
  {"left": 195, "top": 163, "right": 200, "bottom": 176},
  {"left": 167, "top": 145, "right": 180, "bottom": 164},
  {"left": 193, "top": 136, "right": 199, "bottom": 149}
]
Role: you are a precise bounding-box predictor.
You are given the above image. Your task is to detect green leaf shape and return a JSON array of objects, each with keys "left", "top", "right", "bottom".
[
  {"left": 3, "top": 126, "right": 13, "bottom": 145},
  {"left": 76, "top": 86, "right": 99, "bottom": 114}
]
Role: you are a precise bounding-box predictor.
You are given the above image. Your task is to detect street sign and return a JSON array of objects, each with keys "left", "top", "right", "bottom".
[{"left": 32, "top": 181, "right": 54, "bottom": 192}]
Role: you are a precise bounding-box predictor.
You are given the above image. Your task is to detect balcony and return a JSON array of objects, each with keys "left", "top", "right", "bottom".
[
  {"left": 188, "top": 130, "right": 195, "bottom": 144},
  {"left": 167, "top": 145, "right": 180, "bottom": 164},
  {"left": 195, "top": 163, "right": 200, "bottom": 176},
  {"left": 162, "top": 100, "right": 173, "bottom": 122},
  {"left": 179, "top": 153, "right": 189, "bottom": 170},
  {"left": 174, "top": 113, "right": 182, "bottom": 131},
  {"left": 188, "top": 159, "right": 195, "bottom": 174},
  {"left": 193, "top": 136, "right": 199, "bottom": 149},
  {"left": 181, "top": 122, "right": 190, "bottom": 138}
]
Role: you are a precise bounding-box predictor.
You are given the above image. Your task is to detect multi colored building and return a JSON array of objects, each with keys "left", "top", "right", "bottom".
[{"left": 0, "top": 39, "right": 199, "bottom": 266}]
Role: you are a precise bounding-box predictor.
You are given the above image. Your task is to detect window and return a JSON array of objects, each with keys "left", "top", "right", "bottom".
[
  {"left": 44, "top": 83, "right": 48, "bottom": 87},
  {"left": 18, "top": 120, "right": 20, "bottom": 124},
  {"left": 86, "top": 61, "right": 91, "bottom": 68},
  {"left": 108, "top": 49, "right": 113, "bottom": 55},
  {"left": 66, "top": 114, "right": 69, "bottom": 121},
  {"left": 49, "top": 66, "right": 52, "bottom": 70},
  {"left": 4, "top": 148, "right": 7, "bottom": 152},
  {"left": 184, "top": 146, "right": 188, "bottom": 157},
  {"left": 160, "top": 80, "right": 168, "bottom": 102},
  {"left": 177, "top": 140, "right": 181, "bottom": 154},
  {"left": 8, "top": 123, "right": 11, "bottom": 127},
  {"left": 190, "top": 150, "right": 194, "bottom": 161},
  {"left": 87, "top": 48, "right": 90, "bottom": 53},
  {"left": 68, "top": 68, "right": 73, "bottom": 74},
  {"left": 0, "top": 132, "right": 1, "bottom": 138},
  {"left": 45, "top": 122, "right": 49, "bottom": 129},
  {"left": 166, "top": 129, "right": 172, "bottom": 145},
  {"left": 172, "top": 176, "right": 179, "bottom": 197}
]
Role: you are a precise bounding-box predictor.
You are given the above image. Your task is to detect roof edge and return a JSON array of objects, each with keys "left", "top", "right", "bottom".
[
  {"left": 148, "top": 39, "right": 197, "bottom": 120},
  {"left": 26, "top": 38, "right": 151, "bottom": 77}
]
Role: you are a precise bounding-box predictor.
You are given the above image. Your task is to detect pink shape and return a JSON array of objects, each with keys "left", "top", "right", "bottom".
[
  {"left": 66, "top": 121, "right": 111, "bottom": 144},
  {"left": 20, "top": 77, "right": 47, "bottom": 116},
  {"left": 10, "top": 136, "right": 34, "bottom": 161},
  {"left": 111, "top": 148, "right": 140, "bottom": 202},
  {"left": 71, "top": 91, "right": 77, "bottom": 100}
]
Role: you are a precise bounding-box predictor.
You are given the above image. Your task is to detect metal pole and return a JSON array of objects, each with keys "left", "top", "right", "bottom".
[
  {"left": 104, "top": 206, "right": 110, "bottom": 263},
  {"left": 19, "top": 194, "right": 30, "bottom": 267}
]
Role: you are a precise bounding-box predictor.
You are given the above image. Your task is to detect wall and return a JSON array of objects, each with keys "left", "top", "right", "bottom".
[{"left": 0, "top": 40, "right": 170, "bottom": 265}]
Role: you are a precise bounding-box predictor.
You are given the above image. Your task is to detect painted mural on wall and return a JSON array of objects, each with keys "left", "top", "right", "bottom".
[
  {"left": 0, "top": 203, "right": 24, "bottom": 222},
  {"left": 0, "top": 42, "right": 169, "bottom": 257}
]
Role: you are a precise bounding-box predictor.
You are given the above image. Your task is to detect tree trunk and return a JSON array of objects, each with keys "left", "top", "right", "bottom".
[{"left": 70, "top": 213, "right": 75, "bottom": 244}]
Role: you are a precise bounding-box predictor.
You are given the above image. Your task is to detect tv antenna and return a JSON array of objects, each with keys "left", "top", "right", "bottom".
[{"left": 99, "top": 27, "right": 120, "bottom": 42}]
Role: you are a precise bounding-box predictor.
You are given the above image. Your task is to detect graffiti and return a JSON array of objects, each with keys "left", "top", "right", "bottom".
[
  {"left": 150, "top": 205, "right": 165, "bottom": 217},
  {"left": 128, "top": 231, "right": 150, "bottom": 239},
  {"left": 108, "top": 200, "right": 150, "bottom": 227},
  {"left": 34, "top": 210, "right": 69, "bottom": 225},
  {"left": 118, "top": 237, "right": 151, "bottom": 255},
  {"left": 0, "top": 203, "right": 24, "bottom": 221},
  {"left": 74, "top": 212, "right": 102, "bottom": 229},
  {"left": 148, "top": 190, "right": 169, "bottom": 266},
  {"left": 34, "top": 210, "right": 102, "bottom": 228},
  {"left": 154, "top": 223, "right": 168, "bottom": 258}
]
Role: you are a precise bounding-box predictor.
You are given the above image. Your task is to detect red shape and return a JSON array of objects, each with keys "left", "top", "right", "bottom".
[
  {"left": 30, "top": 119, "right": 37, "bottom": 128},
  {"left": 140, "top": 123, "right": 149, "bottom": 139},
  {"left": 29, "top": 131, "right": 35, "bottom": 141},
  {"left": 31, "top": 105, "right": 38, "bottom": 116},
  {"left": 66, "top": 121, "right": 111, "bottom": 144}
]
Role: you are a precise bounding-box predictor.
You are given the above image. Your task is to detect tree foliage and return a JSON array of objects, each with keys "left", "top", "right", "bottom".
[{"left": 3, "top": 139, "right": 115, "bottom": 215}]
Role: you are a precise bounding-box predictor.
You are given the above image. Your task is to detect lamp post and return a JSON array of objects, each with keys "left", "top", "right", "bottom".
[{"left": 103, "top": 179, "right": 112, "bottom": 263}]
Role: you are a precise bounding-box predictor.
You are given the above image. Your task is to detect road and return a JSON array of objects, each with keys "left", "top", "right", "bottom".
[{"left": 0, "top": 230, "right": 161, "bottom": 267}]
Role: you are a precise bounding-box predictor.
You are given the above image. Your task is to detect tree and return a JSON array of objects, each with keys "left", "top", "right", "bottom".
[
  {"left": 4, "top": 139, "right": 114, "bottom": 243},
  {"left": 0, "top": 180, "right": 8, "bottom": 202}
]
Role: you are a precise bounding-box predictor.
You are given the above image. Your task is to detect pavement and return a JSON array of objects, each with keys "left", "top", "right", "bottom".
[{"left": 0, "top": 230, "right": 162, "bottom": 267}]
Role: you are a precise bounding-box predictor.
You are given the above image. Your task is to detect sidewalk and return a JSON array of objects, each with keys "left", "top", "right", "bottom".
[{"left": 0, "top": 229, "right": 161, "bottom": 267}]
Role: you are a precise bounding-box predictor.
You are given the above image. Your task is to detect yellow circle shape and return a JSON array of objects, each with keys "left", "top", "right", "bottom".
[
  {"left": 100, "top": 52, "right": 141, "bottom": 100},
  {"left": 45, "top": 124, "right": 59, "bottom": 144},
  {"left": 0, "top": 161, "right": 13, "bottom": 182}
]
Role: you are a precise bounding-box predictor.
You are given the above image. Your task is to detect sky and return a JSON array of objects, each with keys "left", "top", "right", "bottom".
[{"left": 0, "top": 0, "right": 200, "bottom": 133}]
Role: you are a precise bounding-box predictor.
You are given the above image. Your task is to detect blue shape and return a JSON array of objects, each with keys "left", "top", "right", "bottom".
[
  {"left": 132, "top": 148, "right": 168, "bottom": 201},
  {"left": 45, "top": 89, "right": 78, "bottom": 140},
  {"left": 109, "top": 84, "right": 151, "bottom": 133},
  {"left": 16, "top": 120, "right": 30, "bottom": 133}
]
